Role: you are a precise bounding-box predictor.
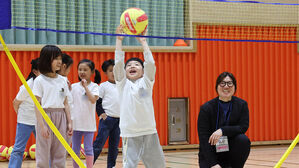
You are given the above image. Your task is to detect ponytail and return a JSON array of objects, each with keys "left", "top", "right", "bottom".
[
  {"left": 26, "top": 72, "right": 36, "bottom": 81},
  {"left": 94, "top": 69, "right": 101, "bottom": 84},
  {"left": 26, "top": 58, "right": 39, "bottom": 80}
]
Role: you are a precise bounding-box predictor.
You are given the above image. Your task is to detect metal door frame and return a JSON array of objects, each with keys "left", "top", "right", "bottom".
[{"left": 167, "top": 97, "right": 190, "bottom": 145}]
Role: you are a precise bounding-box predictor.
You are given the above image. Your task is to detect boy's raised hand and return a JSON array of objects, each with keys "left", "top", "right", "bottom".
[
  {"left": 136, "top": 29, "right": 150, "bottom": 51},
  {"left": 116, "top": 25, "right": 125, "bottom": 41},
  {"left": 136, "top": 29, "right": 148, "bottom": 44}
]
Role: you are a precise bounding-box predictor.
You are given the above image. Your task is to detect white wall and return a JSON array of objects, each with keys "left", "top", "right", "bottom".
[{"left": 189, "top": 0, "right": 299, "bottom": 25}]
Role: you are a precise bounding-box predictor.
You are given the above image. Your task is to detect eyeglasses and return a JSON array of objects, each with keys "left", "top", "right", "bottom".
[{"left": 219, "top": 81, "right": 234, "bottom": 87}]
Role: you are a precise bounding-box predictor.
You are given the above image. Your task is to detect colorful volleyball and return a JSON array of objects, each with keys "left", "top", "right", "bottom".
[
  {"left": 120, "top": 8, "right": 148, "bottom": 35},
  {"left": 0, "top": 145, "right": 8, "bottom": 161},
  {"left": 6, "top": 146, "right": 13, "bottom": 160},
  {"left": 23, "top": 149, "right": 28, "bottom": 160},
  {"left": 29, "top": 144, "right": 36, "bottom": 160},
  {"left": 80, "top": 144, "right": 86, "bottom": 159}
]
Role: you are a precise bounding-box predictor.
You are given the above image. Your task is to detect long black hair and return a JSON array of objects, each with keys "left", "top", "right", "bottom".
[
  {"left": 77, "top": 59, "right": 101, "bottom": 84},
  {"left": 62, "top": 53, "right": 73, "bottom": 68},
  {"left": 26, "top": 58, "right": 39, "bottom": 80}
]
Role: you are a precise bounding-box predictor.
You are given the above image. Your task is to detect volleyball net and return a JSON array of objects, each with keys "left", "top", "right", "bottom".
[{"left": 0, "top": 0, "right": 298, "bottom": 46}]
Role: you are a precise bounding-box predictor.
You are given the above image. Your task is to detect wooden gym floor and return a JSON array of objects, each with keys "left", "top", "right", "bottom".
[{"left": 0, "top": 145, "right": 298, "bottom": 167}]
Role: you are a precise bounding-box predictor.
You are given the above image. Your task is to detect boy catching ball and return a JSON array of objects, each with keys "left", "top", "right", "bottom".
[{"left": 113, "top": 25, "right": 165, "bottom": 168}]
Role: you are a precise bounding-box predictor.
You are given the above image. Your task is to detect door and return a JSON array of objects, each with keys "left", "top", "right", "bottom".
[{"left": 168, "top": 98, "right": 189, "bottom": 144}]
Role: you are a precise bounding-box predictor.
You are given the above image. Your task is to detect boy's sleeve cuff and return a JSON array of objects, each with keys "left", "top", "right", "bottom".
[{"left": 143, "top": 50, "right": 154, "bottom": 63}]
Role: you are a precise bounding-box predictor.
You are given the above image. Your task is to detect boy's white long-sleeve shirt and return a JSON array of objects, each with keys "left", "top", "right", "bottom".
[{"left": 114, "top": 50, "right": 157, "bottom": 137}]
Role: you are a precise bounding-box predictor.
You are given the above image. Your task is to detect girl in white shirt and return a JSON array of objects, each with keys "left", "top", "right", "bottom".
[
  {"left": 8, "top": 58, "right": 40, "bottom": 168},
  {"left": 71, "top": 59, "right": 100, "bottom": 168},
  {"left": 57, "top": 53, "right": 74, "bottom": 109},
  {"left": 32, "top": 45, "right": 73, "bottom": 168},
  {"left": 57, "top": 53, "right": 74, "bottom": 156},
  {"left": 57, "top": 53, "right": 73, "bottom": 88}
]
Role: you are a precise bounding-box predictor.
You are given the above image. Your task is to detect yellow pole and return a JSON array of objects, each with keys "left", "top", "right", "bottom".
[
  {"left": 0, "top": 34, "right": 86, "bottom": 168},
  {"left": 274, "top": 133, "right": 299, "bottom": 168}
]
